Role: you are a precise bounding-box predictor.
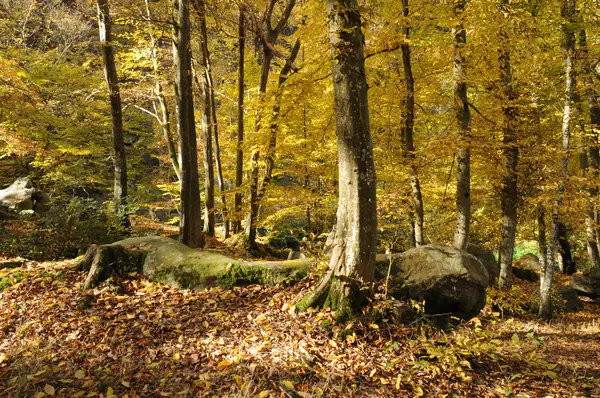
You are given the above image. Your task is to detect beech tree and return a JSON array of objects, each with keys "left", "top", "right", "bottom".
[
  {"left": 497, "top": 0, "right": 518, "bottom": 290},
  {"left": 400, "top": 0, "right": 424, "bottom": 248},
  {"left": 172, "top": 0, "right": 204, "bottom": 248},
  {"left": 298, "top": 0, "right": 377, "bottom": 320},
  {"left": 452, "top": 0, "right": 471, "bottom": 250},
  {"left": 96, "top": 0, "right": 128, "bottom": 226}
]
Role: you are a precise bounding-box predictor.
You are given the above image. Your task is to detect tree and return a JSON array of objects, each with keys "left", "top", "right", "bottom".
[
  {"left": 541, "top": 0, "right": 577, "bottom": 320},
  {"left": 452, "top": 0, "right": 471, "bottom": 250},
  {"left": 233, "top": 5, "right": 245, "bottom": 235},
  {"left": 194, "top": 0, "right": 215, "bottom": 236},
  {"left": 143, "top": 0, "right": 180, "bottom": 180},
  {"left": 245, "top": 0, "right": 296, "bottom": 248},
  {"left": 497, "top": 0, "right": 518, "bottom": 290},
  {"left": 96, "top": 0, "right": 128, "bottom": 227},
  {"left": 400, "top": 0, "right": 424, "bottom": 248},
  {"left": 172, "top": 0, "right": 204, "bottom": 248},
  {"left": 297, "top": 0, "right": 377, "bottom": 320}
]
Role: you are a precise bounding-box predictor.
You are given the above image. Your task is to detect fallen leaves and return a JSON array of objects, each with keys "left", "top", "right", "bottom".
[{"left": 0, "top": 260, "right": 598, "bottom": 397}]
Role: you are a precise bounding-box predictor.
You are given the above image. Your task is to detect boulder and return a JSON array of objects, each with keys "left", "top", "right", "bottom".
[
  {"left": 512, "top": 266, "right": 539, "bottom": 282},
  {"left": 557, "top": 286, "right": 583, "bottom": 312},
  {"left": 467, "top": 246, "right": 499, "bottom": 284},
  {"left": 76, "top": 236, "right": 311, "bottom": 290},
  {"left": 376, "top": 244, "right": 489, "bottom": 320},
  {"left": 517, "top": 253, "right": 540, "bottom": 270},
  {"left": 571, "top": 268, "right": 600, "bottom": 298},
  {"left": 0, "top": 177, "right": 36, "bottom": 211},
  {"left": 0, "top": 177, "right": 49, "bottom": 214}
]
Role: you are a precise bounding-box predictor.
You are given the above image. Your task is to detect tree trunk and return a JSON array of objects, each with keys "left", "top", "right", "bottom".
[
  {"left": 256, "top": 40, "right": 301, "bottom": 208},
  {"left": 579, "top": 149, "right": 600, "bottom": 268},
  {"left": 537, "top": 204, "right": 552, "bottom": 320},
  {"left": 96, "top": 0, "right": 128, "bottom": 227},
  {"left": 400, "top": 0, "right": 424, "bottom": 247},
  {"left": 172, "top": 0, "right": 204, "bottom": 248},
  {"left": 196, "top": 0, "right": 215, "bottom": 236},
  {"left": 580, "top": 28, "right": 600, "bottom": 262},
  {"left": 297, "top": 0, "right": 377, "bottom": 321},
  {"left": 245, "top": 47, "right": 272, "bottom": 248},
  {"left": 497, "top": 0, "right": 518, "bottom": 290},
  {"left": 245, "top": 0, "right": 296, "bottom": 248},
  {"left": 233, "top": 7, "right": 245, "bottom": 234},
  {"left": 543, "top": 0, "right": 576, "bottom": 319},
  {"left": 452, "top": 0, "right": 471, "bottom": 250},
  {"left": 144, "top": 0, "right": 180, "bottom": 180}
]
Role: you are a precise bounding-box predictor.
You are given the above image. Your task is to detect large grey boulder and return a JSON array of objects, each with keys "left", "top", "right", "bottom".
[
  {"left": 571, "top": 268, "right": 600, "bottom": 298},
  {"left": 467, "top": 246, "right": 499, "bottom": 284},
  {"left": 76, "top": 236, "right": 311, "bottom": 290},
  {"left": 377, "top": 244, "right": 489, "bottom": 320}
]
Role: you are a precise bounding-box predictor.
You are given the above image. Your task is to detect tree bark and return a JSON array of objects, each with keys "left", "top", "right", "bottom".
[
  {"left": 256, "top": 40, "right": 301, "bottom": 209},
  {"left": 579, "top": 28, "right": 600, "bottom": 263},
  {"left": 400, "top": 0, "right": 424, "bottom": 247},
  {"left": 195, "top": 0, "right": 215, "bottom": 236},
  {"left": 172, "top": 0, "right": 204, "bottom": 248},
  {"left": 543, "top": 0, "right": 576, "bottom": 319},
  {"left": 297, "top": 0, "right": 377, "bottom": 321},
  {"left": 96, "top": 0, "right": 128, "bottom": 227},
  {"left": 233, "top": 7, "right": 245, "bottom": 234},
  {"left": 497, "top": 0, "right": 518, "bottom": 290},
  {"left": 245, "top": 0, "right": 296, "bottom": 248},
  {"left": 144, "top": 0, "right": 180, "bottom": 180},
  {"left": 452, "top": 0, "right": 471, "bottom": 250},
  {"left": 579, "top": 149, "right": 600, "bottom": 268},
  {"left": 537, "top": 204, "right": 552, "bottom": 320}
]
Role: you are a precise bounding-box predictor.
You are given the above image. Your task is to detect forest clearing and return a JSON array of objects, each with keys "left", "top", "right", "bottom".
[{"left": 1, "top": 0, "right": 600, "bottom": 396}]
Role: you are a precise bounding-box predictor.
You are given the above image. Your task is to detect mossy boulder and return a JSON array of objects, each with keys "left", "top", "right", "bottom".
[
  {"left": 76, "top": 236, "right": 310, "bottom": 290},
  {"left": 376, "top": 244, "right": 489, "bottom": 320},
  {"left": 517, "top": 253, "right": 540, "bottom": 270}
]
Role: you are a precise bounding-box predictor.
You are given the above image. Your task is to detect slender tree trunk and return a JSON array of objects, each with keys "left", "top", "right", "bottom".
[
  {"left": 257, "top": 40, "right": 301, "bottom": 205},
  {"left": 537, "top": 204, "right": 552, "bottom": 320},
  {"left": 172, "top": 0, "right": 204, "bottom": 248},
  {"left": 579, "top": 149, "right": 600, "bottom": 268},
  {"left": 96, "top": 0, "right": 128, "bottom": 227},
  {"left": 233, "top": 7, "right": 245, "bottom": 234},
  {"left": 297, "top": 0, "right": 377, "bottom": 321},
  {"left": 497, "top": 0, "right": 518, "bottom": 290},
  {"left": 196, "top": 0, "right": 215, "bottom": 236},
  {"left": 144, "top": 0, "right": 180, "bottom": 180},
  {"left": 542, "top": 0, "right": 576, "bottom": 319},
  {"left": 452, "top": 0, "right": 471, "bottom": 250},
  {"left": 580, "top": 29, "right": 600, "bottom": 263},
  {"left": 245, "top": 0, "right": 296, "bottom": 248},
  {"left": 400, "top": 0, "right": 424, "bottom": 247}
]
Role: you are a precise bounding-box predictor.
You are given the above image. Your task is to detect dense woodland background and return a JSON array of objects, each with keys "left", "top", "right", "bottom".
[{"left": 1, "top": 0, "right": 600, "bottom": 396}]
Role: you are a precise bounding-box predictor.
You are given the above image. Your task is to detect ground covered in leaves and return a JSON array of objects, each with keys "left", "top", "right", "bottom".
[{"left": 0, "top": 256, "right": 599, "bottom": 397}]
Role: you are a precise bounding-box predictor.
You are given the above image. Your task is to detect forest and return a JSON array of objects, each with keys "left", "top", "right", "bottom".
[{"left": 0, "top": 0, "right": 599, "bottom": 396}]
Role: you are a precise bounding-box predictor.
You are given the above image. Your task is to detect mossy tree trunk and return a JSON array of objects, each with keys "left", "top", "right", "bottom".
[{"left": 297, "top": 0, "right": 377, "bottom": 321}]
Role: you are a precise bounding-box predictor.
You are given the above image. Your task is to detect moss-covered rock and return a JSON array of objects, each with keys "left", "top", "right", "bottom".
[{"left": 77, "top": 236, "right": 311, "bottom": 290}]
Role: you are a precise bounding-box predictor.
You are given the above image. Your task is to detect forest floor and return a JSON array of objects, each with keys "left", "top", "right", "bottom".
[{"left": 0, "top": 236, "right": 599, "bottom": 397}]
